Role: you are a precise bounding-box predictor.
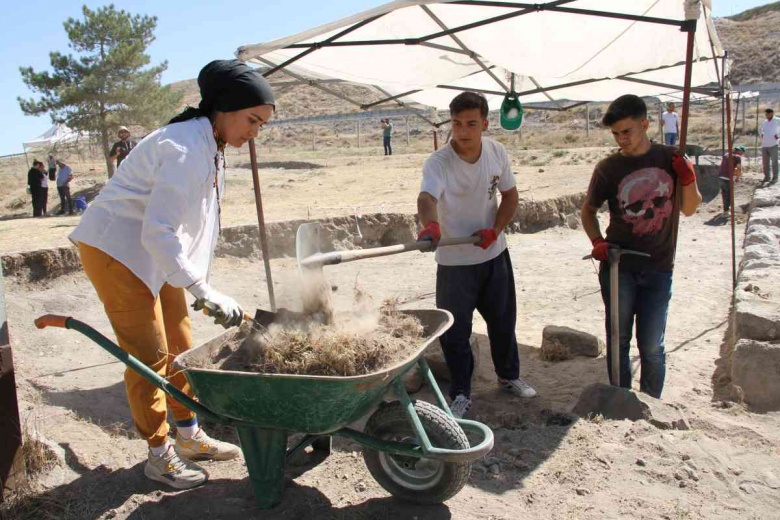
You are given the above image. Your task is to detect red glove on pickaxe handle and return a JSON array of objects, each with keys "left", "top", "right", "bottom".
[
  {"left": 591, "top": 237, "right": 611, "bottom": 262},
  {"left": 672, "top": 152, "right": 696, "bottom": 186},
  {"left": 417, "top": 221, "right": 441, "bottom": 250},
  {"left": 472, "top": 228, "right": 498, "bottom": 250}
]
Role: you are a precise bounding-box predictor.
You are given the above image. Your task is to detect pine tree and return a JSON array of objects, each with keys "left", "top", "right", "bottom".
[{"left": 18, "top": 5, "right": 182, "bottom": 177}]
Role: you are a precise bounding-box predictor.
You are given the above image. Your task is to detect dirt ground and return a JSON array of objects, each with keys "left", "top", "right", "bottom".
[{"left": 0, "top": 146, "right": 598, "bottom": 253}]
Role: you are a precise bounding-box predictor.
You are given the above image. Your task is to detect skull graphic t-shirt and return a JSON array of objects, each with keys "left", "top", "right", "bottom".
[{"left": 585, "top": 144, "right": 678, "bottom": 271}]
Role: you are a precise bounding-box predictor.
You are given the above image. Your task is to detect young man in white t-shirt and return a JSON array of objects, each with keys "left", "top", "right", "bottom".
[
  {"left": 662, "top": 102, "right": 679, "bottom": 146},
  {"left": 417, "top": 91, "right": 537, "bottom": 418}
]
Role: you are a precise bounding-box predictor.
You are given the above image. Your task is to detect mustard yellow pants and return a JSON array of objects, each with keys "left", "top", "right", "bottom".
[{"left": 78, "top": 243, "right": 196, "bottom": 447}]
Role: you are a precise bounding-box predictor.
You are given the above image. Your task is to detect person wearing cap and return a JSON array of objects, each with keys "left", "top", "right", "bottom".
[
  {"left": 416, "top": 91, "right": 537, "bottom": 420},
  {"left": 108, "top": 126, "right": 138, "bottom": 176},
  {"left": 759, "top": 108, "right": 779, "bottom": 184},
  {"left": 69, "top": 59, "right": 276, "bottom": 489},
  {"left": 718, "top": 146, "right": 745, "bottom": 214}
]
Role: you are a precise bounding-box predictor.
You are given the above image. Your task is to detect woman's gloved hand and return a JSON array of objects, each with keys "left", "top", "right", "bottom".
[{"left": 187, "top": 280, "right": 244, "bottom": 328}]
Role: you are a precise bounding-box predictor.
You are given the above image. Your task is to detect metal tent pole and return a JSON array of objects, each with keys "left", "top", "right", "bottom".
[
  {"left": 755, "top": 95, "right": 760, "bottom": 159},
  {"left": 248, "top": 138, "right": 277, "bottom": 312}
]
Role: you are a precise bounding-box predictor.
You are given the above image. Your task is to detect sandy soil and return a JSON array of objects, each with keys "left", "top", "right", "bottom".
[
  {"left": 0, "top": 147, "right": 599, "bottom": 253},
  {"left": 4, "top": 159, "right": 778, "bottom": 519}
]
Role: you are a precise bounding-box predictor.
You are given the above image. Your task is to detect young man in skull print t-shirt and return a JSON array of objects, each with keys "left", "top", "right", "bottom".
[{"left": 580, "top": 94, "right": 702, "bottom": 399}]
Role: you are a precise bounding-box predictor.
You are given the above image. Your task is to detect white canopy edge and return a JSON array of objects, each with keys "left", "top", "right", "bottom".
[{"left": 239, "top": 0, "right": 724, "bottom": 110}]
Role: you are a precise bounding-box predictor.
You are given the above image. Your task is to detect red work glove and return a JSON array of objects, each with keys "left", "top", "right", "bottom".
[
  {"left": 472, "top": 228, "right": 498, "bottom": 250},
  {"left": 672, "top": 152, "right": 696, "bottom": 186},
  {"left": 417, "top": 221, "right": 441, "bottom": 250},
  {"left": 591, "top": 237, "right": 611, "bottom": 262}
]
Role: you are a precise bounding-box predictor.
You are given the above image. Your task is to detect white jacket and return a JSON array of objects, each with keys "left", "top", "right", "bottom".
[{"left": 70, "top": 117, "right": 224, "bottom": 296}]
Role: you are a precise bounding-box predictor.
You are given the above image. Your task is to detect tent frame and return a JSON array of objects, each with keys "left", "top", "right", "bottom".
[{"left": 240, "top": 1, "right": 729, "bottom": 307}]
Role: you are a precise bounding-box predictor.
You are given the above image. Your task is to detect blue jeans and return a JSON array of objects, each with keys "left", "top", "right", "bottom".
[
  {"left": 664, "top": 133, "right": 677, "bottom": 146},
  {"left": 598, "top": 267, "right": 673, "bottom": 398},
  {"left": 383, "top": 135, "right": 392, "bottom": 155},
  {"left": 436, "top": 250, "right": 520, "bottom": 399}
]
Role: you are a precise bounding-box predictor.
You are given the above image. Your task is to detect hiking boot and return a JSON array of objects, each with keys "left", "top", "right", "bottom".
[
  {"left": 144, "top": 446, "right": 208, "bottom": 489},
  {"left": 499, "top": 378, "right": 538, "bottom": 398},
  {"left": 449, "top": 394, "right": 472, "bottom": 419},
  {"left": 175, "top": 428, "right": 240, "bottom": 461}
]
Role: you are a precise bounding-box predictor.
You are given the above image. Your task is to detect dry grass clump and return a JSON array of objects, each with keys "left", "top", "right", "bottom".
[
  {"left": 211, "top": 299, "right": 424, "bottom": 377},
  {"left": 539, "top": 340, "right": 573, "bottom": 362}
]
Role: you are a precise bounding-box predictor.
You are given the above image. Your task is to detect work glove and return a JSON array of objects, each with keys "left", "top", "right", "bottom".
[
  {"left": 417, "top": 221, "right": 442, "bottom": 251},
  {"left": 672, "top": 152, "right": 697, "bottom": 186},
  {"left": 472, "top": 228, "right": 498, "bottom": 250},
  {"left": 187, "top": 280, "right": 244, "bottom": 328},
  {"left": 591, "top": 237, "right": 611, "bottom": 262}
]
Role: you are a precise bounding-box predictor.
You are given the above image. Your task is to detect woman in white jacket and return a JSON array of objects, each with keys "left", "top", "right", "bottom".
[{"left": 70, "top": 60, "right": 275, "bottom": 489}]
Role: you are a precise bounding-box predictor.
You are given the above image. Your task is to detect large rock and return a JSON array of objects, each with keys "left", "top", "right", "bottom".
[
  {"left": 571, "top": 383, "right": 690, "bottom": 430},
  {"left": 540, "top": 325, "right": 604, "bottom": 361},
  {"left": 731, "top": 340, "right": 780, "bottom": 412}
]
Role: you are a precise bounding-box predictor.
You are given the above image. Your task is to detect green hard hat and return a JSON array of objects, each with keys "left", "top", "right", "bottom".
[{"left": 500, "top": 93, "right": 524, "bottom": 130}]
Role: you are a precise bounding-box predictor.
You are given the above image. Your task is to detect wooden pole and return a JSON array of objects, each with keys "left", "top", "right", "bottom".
[
  {"left": 672, "top": 22, "right": 697, "bottom": 264},
  {"left": 586, "top": 104, "right": 590, "bottom": 137},
  {"left": 433, "top": 128, "right": 438, "bottom": 151},
  {"left": 0, "top": 267, "right": 25, "bottom": 498},
  {"left": 248, "top": 139, "right": 277, "bottom": 312},
  {"left": 755, "top": 95, "right": 760, "bottom": 159},
  {"left": 405, "top": 116, "right": 410, "bottom": 146},
  {"left": 357, "top": 120, "right": 361, "bottom": 149},
  {"left": 725, "top": 92, "right": 737, "bottom": 289}
]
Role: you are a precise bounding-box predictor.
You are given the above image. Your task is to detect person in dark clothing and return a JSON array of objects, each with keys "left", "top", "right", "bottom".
[
  {"left": 27, "top": 160, "right": 43, "bottom": 217},
  {"left": 718, "top": 145, "right": 745, "bottom": 213},
  {"left": 109, "top": 126, "right": 137, "bottom": 177}
]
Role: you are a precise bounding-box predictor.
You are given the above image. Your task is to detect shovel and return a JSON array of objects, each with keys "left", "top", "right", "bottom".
[{"left": 296, "top": 223, "right": 480, "bottom": 321}]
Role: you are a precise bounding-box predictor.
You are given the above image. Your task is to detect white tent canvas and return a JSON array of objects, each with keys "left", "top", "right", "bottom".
[
  {"left": 238, "top": 0, "right": 725, "bottom": 110},
  {"left": 23, "top": 123, "right": 91, "bottom": 149}
]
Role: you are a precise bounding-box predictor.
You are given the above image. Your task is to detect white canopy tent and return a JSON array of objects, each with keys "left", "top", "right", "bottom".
[
  {"left": 234, "top": 0, "right": 732, "bottom": 309},
  {"left": 22, "top": 123, "right": 91, "bottom": 149},
  {"left": 238, "top": 0, "right": 725, "bottom": 112}
]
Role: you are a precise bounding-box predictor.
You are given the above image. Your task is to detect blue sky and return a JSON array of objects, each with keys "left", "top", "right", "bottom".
[{"left": 0, "top": 0, "right": 771, "bottom": 156}]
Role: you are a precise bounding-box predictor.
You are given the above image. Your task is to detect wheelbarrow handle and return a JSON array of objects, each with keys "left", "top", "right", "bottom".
[
  {"left": 35, "top": 314, "right": 71, "bottom": 329},
  {"left": 34, "top": 314, "right": 237, "bottom": 426}
]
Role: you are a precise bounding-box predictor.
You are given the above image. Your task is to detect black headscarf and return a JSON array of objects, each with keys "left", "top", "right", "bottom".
[{"left": 169, "top": 60, "right": 275, "bottom": 124}]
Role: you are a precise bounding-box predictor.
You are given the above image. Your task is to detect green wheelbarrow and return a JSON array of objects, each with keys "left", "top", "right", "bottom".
[{"left": 34, "top": 309, "right": 494, "bottom": 509}]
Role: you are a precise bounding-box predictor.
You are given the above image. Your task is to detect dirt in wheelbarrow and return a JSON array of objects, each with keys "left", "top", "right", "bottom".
[{"left": 194, "top": 299, "right": 425, "bottom": 377}]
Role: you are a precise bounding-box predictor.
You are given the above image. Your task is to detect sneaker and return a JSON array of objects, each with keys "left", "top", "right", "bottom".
[
  {"left": 144, "top": 446, "right": 208, "bottom": 489},
  {"left": 449, "top": 394, "right": 472, "bottom": 419},
  {"left": 175, "top": 428, "right": 241, "bottom": 461},
  {"left": 499, "top": 378, "right": 538, "bottom": 398}
]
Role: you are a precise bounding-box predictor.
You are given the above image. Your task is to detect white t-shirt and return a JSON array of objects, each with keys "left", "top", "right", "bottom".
[
  {"left": 662, "top": 112, "right": 678, "bottom": 134},
  {"left": 420, "top": 137, "right": 515, "bottom": 266},
  {"left": 70, "top": 117, "right": 223, "bottom": 297},
  {"left": 760, "top": 117, "right": 780, "bottom": 148}
]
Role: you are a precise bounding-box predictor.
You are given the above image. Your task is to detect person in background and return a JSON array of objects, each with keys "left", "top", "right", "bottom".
[
  {"left": 718, "top": 146, "right": 745, "bottom": 215},
  {"left": 581, "top": 94, "right": 701, "bottom": 399},
  {"left": 47, "top": 154, "right": 57, "bottom": 181},
  {"left": 69, "top": 59, "right": 275, "bottom": 490},
  {"left": 417, "top": 91, "right": 537, "bottom": 419},
  {"left": 27, "top": 160, "right": 43, "bottom": 217},
  {"left": 381, "top": 118, "right": 393, "bottom": 156},
  {"left": 109, "top": 126, "right": 138, "bottom": 177},
  {"left": 56, "top": 160, "right": 75, "bottom": 215},
  {"left": 38, "top": 160, "right": 49, "bottom": 216},
  {"left": 759, "top": 108, "right": 779, "bottom": 184},
  {"left": 661, "top": 102, "right": 679, "bottom": 146}
]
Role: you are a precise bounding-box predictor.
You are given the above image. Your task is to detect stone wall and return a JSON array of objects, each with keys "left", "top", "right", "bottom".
[
  {"left": 722, "top": 183, "right": 780, "bottom": 412},
  {"left": 1, "top": 193, "right": 588, "bottom": 283}
]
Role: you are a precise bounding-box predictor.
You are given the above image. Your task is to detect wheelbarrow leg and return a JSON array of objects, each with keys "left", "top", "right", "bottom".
[{"left": 235, "top": 427, "right": 288, "bottom": 509}]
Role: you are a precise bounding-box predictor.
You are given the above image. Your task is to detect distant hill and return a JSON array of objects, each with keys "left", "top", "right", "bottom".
[{"left": 715, "top": 3, "right": 780, "bottom": 85}]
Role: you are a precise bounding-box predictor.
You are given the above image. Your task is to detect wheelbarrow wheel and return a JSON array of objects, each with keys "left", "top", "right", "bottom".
[{"left": 362, "top": 400, "right": 470, "bottom": 504}]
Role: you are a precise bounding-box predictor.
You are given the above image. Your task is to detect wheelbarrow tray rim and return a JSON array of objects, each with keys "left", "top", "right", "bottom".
[{"left": 172, "top": 308, "right": 454, "bottom": 383}]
